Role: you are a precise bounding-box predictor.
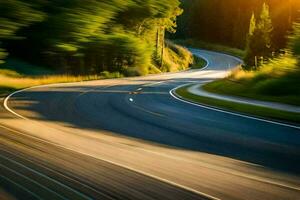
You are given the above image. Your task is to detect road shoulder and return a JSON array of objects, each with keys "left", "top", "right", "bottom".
[{"left": 172, "top": 84, "right": 300, "bottom": 126}]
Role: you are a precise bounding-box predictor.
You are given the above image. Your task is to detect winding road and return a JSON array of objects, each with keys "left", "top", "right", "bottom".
[{"left": 1, "top": 49, "right": 300, "bottom": 200}]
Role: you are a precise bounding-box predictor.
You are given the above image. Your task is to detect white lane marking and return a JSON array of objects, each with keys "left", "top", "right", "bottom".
[
  {"left": 4, "top": 87, "right": 31, "bottom": 120},
  {"left": 170, "top": 86, "right": 300, "bottom": 130},
  {"left": 0, "top": 50, "right": 269, "bottom": 200},
  {"left": 192, "top": 52, "right": 210, "bottom": 70},
  {"left": 143, "top": 81, "right": 167, "bottom": 87},
  {"left": 2, "top": 76, "right": 219, "bottom": 199},
  {"left": 0, "top": 124, "right": 221, "bottom": 200}
]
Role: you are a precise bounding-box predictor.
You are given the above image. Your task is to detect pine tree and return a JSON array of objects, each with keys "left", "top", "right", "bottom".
[
  {"left": 244, "top": 13, "right": 257, "bottom": 69},
  {"left": 288, "top": 22, "right": 300, "bottom": 64},
  {"left": 243, "top": 3, "right": 273, "bottom": 70},
  {"left": 249, "top": 13, "right": 256, "bottom": 36},
  {"left": 258, "top": 2, "right": 273, "bottom": 57}
]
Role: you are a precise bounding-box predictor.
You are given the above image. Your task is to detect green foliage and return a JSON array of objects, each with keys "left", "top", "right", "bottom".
[
  {"left": 288, "top": 22, "right": 300, "bottom": 60},
  {"left": 0, "top": 0, "right": 44, "bottom": 62},
  {"left": 176, "top": 85, "right": 300, "bottom": 123},
  {"left": 244, "top": 3, "right": 273, "bottom": 69},
  {"left": 73, "top": 34, "right": 152, "bottom": 76},
  {"left": 205, "top": 54, "right": 300, "bottom": 106},
  {"left": 191, "top": 56, "right": 207, "bottom": 69},
  {"left": 206, "top": 19, "right": 300, "bottom": 108},
  {"left": 258, "top": 3, "right": 273, "bottom": 48},
  {"left": 175, "top": 0, "right": 300, "bottom": 50},
  {"left": 248, "top": 13, "right": 256, "bottom": 36},
  {"left": 0, "top": 0, "right": 186, "bottom": 76},
  {"left": 162, "top": 41, "right": 193, "bottom": 72}
]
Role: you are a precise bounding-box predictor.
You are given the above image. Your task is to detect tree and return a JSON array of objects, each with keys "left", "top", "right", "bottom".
[
  {"left": 0, "top": 0, "right": 44, "bottom": 63},
  {"left": 257, "top": 3, "right": 273, "bottom": 57},
  {"left": 288, "top": 22, "right": 300, "bottom": 61},
  {"left": 175, "top": 0, "right": 300, "bottom": 50},
  {"left": 244, "top": 3, "right": 273, "bottom": 69},
  {"left": 1, "top": 0, "right": 183, "bottom": 75},
  {"left": 244, "top": 13, "right": 257, "bottom": 68}
]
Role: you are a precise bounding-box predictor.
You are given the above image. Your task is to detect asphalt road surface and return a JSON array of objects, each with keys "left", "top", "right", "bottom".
[{"left": 1, "top": 49, "right": 300, "bottom": 200}]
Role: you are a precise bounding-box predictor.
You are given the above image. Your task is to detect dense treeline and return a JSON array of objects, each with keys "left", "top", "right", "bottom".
[
  {"left": 176, "top": 0, "right": 300, "bottom": 50},
  {"left": 289, "top": 22, "right": 300, "bottom": 63},
  {"left": 1, "top": 0, "right": 187, "bottom": 75}
]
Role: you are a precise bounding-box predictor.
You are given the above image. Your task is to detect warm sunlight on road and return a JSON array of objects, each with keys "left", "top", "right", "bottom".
[{"left": 1, "top": 50, "right": 300, "bottom": 200}]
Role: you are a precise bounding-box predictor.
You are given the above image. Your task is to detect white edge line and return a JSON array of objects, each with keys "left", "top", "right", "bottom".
[
  {"left": 2, "top": 49, "right": 298, "bottom": 199},
  {"left": 0, "top": 124, "right": 220, "bottom": 200},
  {"left": 4, "top": 88, "right": 30, "bottom": 120},
  {"left": 171, "top": 50, "right": 300, "bottom": 130},
  {"left": 2, "top": 58, "right": 221, "bottom": 200},
  {"left": 170, "top": 85, "right": 300, "bottom": 130},
  {"left": 192, "top": 52, "right": 210, "bottom": 71},
  {"left": 0, "top": 49, "right": 266, "bottom": 200},
  {"left": 3, "top": 81, "right": 85, "bottom": 120}
]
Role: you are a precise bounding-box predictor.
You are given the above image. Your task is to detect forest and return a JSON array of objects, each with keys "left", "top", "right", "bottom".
[
  {"left": 1, "top": 0, "right": 300, "bottom": 81},
  {"left": 176, "top": 0, "right": 300, "bottom": 50},
  {"left": 174, "top": 0, "right": 300, "bottom": 116},
  {"left": 0, "top": 0, "right": 192, "bottom": 76}
]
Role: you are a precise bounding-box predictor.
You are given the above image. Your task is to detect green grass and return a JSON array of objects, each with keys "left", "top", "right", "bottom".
[
  {"left": 203, "top": 54, "right": 300, "bottom": 106},
  {"left": 0, "top": 42, "right": 194, "bottom": 96},
  {"left": 176, "top": 86, "right": 300, "bottom": 124},
  {"left": 191, "top": 55, "right": 207, "bottom": 69},
  {"left": 0, "top": 59, "right": 124, "bottom": 96},
  {"left": 174, "top": 39, "right": 245, "bottom": 59},
  {"left": 162, "top": 41, "right": 193, "bottom": 72},
  {"left": 203, "top": 79, "right": 300, "bottom": 106}
]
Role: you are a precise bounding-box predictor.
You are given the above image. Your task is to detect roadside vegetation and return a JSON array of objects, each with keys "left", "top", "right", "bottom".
[
  {"left": 204, "top": 54, "right": 300, "bottom": 106},
  {"left": 203, "top": 3, "right": 300, "bottom": 107},
  {"left": 0, "top": 40, "right": 196, "bottom": 96},
  {"left": 0, "top": 0, "right": 189, "bottom": 77},
  {"left": 0, "top": 0, "right": 200, "bottom": 96},
  {"left": 176, "top": 86, "right": 300, "bottom": 124},
  {"left": 191, "top": 55, "right": 207, "bottom": 69},
  {"left": 0, "top": 42, "right": 196, "bottom": 96},
  {"left": 174, "top": 1, "right": 300, "bottom": 123},
  {"left": 0, "top": 59, "right": 117, "bottom": 96},
  {"left": 174, "top": 0, "right": 300, "bottom": 51},
  {"left": 161, "top": 41, "right": 193, "bottom": 72}
]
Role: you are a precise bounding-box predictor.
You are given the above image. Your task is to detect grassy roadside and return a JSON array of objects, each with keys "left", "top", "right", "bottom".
[
  {"left": 203, "top": 79, "right": 300, "bottom": 106},
  {"left": 0, "top": 75, "right": 107, "bottom": 97},
  {"left": 191, "top": 55, "right": 207, "bottom": 69},
  {"left": 174, "top": 39, "right": 245, "bottom": 59},
  {"left": 0, "top": 44, "right": 197, "bottom": 97},
  {"left": 175, "top": 85, "right": 300, "bottom": 124},
  {"left": 0, "top": 59, "right": 123, "bottom": 97},
  {"left": 203, "top": 55, "right": 300, "bottom": 106}
]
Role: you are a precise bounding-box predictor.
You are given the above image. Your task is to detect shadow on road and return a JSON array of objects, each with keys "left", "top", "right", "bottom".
[{"left": 6, "top": 77, "right": 300, "bottom": 175}]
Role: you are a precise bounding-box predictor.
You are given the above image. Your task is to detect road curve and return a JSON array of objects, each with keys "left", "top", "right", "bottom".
[{"left": 1, "top": 49, "right": 300, "bottom": 200}]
